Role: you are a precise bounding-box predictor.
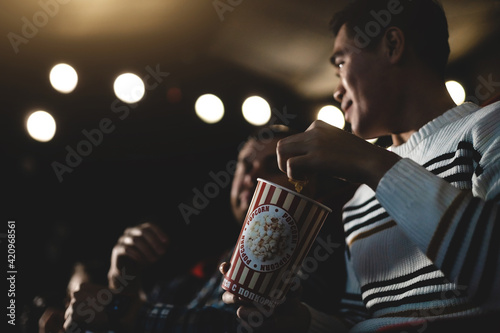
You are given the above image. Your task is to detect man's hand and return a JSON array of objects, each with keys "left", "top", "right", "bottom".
[
  {"left": 39, "top": 307, "right": 65, "bottom": 333},
  {"left": 39, "top": 263, "right": 90, "bottom": 333},
  {"left": 219, "top": 262, "right": 311, "bottom": 333},
  {"left": 63, "top": 282, "right": 143, "bottom": 333},
  {"left": 64, "top": 283, "right": 111, "bottom": 332},
  {"left": 276, "top": 120, "right": 401, "bottom": 191},
  {"left": 108, "top": 222, "right": 169, "bottom": 290}
]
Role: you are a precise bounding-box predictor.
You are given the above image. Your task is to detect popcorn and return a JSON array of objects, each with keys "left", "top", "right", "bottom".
[
  {"left": 222, "top": 178, "right": 332, "bottom": 307},
  {"left": 247, "top": 215, "right": 289, "bottom": 261},
  {"left": 288, "top": 178, "right": 308, "bottom": 193}
]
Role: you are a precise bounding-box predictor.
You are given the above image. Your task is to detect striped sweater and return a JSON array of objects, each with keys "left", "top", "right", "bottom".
[{"left": 309, "top": 102, "right": 500, "bottom": 332}]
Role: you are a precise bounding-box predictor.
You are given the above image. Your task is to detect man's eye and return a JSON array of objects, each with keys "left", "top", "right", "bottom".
[{"left": 244, "top": 161, "right": 252, "bottom": 173}]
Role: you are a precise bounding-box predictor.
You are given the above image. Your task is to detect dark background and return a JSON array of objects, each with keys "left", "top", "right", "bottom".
[{"left": 1, "top": 0, "right": 500, "bottom": 331}]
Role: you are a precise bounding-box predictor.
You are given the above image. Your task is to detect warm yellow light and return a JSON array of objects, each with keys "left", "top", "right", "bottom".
[
  {"left": 446, "top": 80, "right": 466, "bottom": 105},
  {"left": 50, "top": 63, "right": 78, "bottom": 93},
  {"left": 317, "top": 105, "right": 345, "bottom": 129},
  {"left": 113, "top": 73, "right": 145, "bottom": 103},
  {"left": 195, "top": 94, "right": 225, "bottom": 124},
  {"left": 26, "top": 111, "right": 56, "bottom": 142},
  {"left": 242, "top": 96, "right": 271, "bottom": 126}
]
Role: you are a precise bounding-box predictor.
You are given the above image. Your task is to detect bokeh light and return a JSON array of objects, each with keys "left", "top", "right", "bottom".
[
  {"left": 26, "top": 111, "right": 56, "bottom": 142},
  {"left": 446, "top": 80, "right": 466, "bottom": 105},
  {"left": 317, "top": 105, "right": 345, "bottom": 129},
  {"left": 242, "top": 96, "right": 271, "bottom": 126},
  {"left": 49, "top": 63, "right": 78, "bottom": 94},
  {"left": 113, "top": 73, "right": 145, "bottom": 104},
  {"left": 195, "top": 94, "right": 225, "bottom": 124}
]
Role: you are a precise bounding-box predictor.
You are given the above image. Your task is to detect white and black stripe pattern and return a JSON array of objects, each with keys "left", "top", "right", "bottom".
[
  {"left": 434, "top": 196, "right": 500, "bottom": 304},
  {"left": 343, "top": 196, "right": 392, "bottom": 247},
  {"left": 343, "top": 140, "right": 482, "bottom": 245},
  {"left": 342, "top": 140, "right": 486, "bottom": 317},
  {"left": 423, "top": 141, "right": 483, "bottom": 188},
  {"left": 360, "top": 265, "right": 469, "bottom": 316},
  {"left": 340, "top": 102, "right": 500, "bottom": 330}
]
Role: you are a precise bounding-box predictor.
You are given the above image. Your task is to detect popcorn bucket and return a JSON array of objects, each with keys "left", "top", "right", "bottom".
[{"left": 222, "top": 178, "right": 332, "bottom": 307}]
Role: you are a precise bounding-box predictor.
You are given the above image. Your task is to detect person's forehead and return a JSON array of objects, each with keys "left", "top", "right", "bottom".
[{"left": 331, "top": 24, "right": 351, "bottom": 63}]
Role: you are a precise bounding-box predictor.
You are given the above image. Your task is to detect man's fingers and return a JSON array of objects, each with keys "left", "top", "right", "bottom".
[
  {"left": 237, "top": 305, "right": 266, "bottom": 320},
  {"left": 63, "top": 317, "right": 73, "bottom": 332},
  {"left": 119, "top": 235, "right": 156, "bottom": 263},
  {"left": 222, "top": 291, "right": 240, "bottom": 304},
  {"left": 63, "top": 300, "right": 76, "bottom": 332},
  {"left": 219, "top": 261, "right": 230, "bottom": 274},
  {"left": 236, "top": 307, "right": 280, "bottom": 333},
  {"left": 121, "top": 244, "right": 148, "bottom": 263},
  {"left": 276, "top": 135, "right": 308, "bottom": 178},
  {"left": 141, "top": 222, "right": 169, "bottom": 243},
  {"left": 63, "top": 282, "right": 114, "bottom": 332},
  {"left": 121, "top": 233, "right": 160, "bottom": 260},
  {"left": 119, "top": 228, "right": 167, "bottom": 263},
  {"left": 285, "top": 155, "right": 310, "bottom": 181},
  {"left": 126, "top": 223, "right": 169, "bottom": 253},
  {"left": 63, "top": 303, "right": 72, "bottom": 321},
  {"left": 39, "top": 307, "right": 65, "bottom": 333}
]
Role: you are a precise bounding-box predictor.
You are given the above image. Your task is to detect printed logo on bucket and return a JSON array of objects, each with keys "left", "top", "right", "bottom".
[{"left": 240, "top": 204, "right": 299, "bottom": 272}]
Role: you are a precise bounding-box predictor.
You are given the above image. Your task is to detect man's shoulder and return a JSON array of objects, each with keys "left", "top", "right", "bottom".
[
  {"left": 469, "top": 101, "right": 500, "bottom": 132},
  {"left": 479, "top": 99, "right": 500, "bottom": 111},
  {"left": 448, "top": 101, "right": 500, "bottom": 137}
]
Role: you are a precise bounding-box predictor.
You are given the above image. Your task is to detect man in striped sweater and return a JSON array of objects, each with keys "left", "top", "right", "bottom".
[{"left": 228, "top": 0, "right": 500, "bottom": 332}]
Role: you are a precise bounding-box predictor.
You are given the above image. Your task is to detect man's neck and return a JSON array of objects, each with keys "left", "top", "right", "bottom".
[{"left": 390, "top": 78, "right": 457, "bottom": 146}]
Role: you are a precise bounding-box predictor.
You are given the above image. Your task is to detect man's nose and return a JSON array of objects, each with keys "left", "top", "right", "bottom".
[
  {"left": 333, "top": 82, "right": 345, "bottom": 103},
  {"left": 243, "top": 173, "right": 254, "bottom": 187},
  {"left": 243, "top": 167, "right": 257, "bottom": 186}
]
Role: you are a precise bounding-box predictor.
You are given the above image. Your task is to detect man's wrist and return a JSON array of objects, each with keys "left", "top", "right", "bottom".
[{"left": 367, "top": 149, "right": 401, "bottom": 191}]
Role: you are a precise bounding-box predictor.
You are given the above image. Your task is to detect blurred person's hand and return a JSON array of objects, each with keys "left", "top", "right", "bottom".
[
  {"left": 63, "top": 282, "right": 143, "bottom": 333},
  {"left": 39, "top": 263, "right": 90, "bottom": 333},
  {"left": 108, "top": 222, "right": 169, "bottom": 291},
  {"left": 39, "top": 307, "right": 65, "bottom": 333},
  {"left": 219, "top": 262, "right": 311, "bottom": 333}
]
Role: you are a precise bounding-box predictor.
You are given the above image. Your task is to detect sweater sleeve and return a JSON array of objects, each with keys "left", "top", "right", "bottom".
[{"left": 376, "top": 155, "right": 500, "bottom": 310}]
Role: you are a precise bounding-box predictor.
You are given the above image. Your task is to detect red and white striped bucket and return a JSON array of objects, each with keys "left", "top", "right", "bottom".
[{"left": 222, "top": 178, "right": 332, "bottom": 307}]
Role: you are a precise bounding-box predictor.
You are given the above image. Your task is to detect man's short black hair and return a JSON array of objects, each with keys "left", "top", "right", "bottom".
[{"left": 330, "top": 0, "right": 450, "bottom": 77}]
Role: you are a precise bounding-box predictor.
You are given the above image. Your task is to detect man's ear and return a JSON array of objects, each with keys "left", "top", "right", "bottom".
[{"left": 383, "top": 27, "right": 405, "bottom": 64}]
